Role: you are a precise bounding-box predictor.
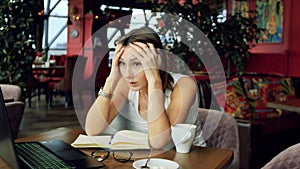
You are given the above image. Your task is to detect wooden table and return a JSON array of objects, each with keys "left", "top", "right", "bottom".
[
  {"left": 12, "top": 127, "right": 233, "bottom": 169},
  {"left": 267, "top": 98, "right": 300, "bottom": 113}
]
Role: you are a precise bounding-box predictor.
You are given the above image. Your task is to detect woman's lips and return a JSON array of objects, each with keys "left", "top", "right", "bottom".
[{"left": 129, "top": 82, "right": 137, "bottom": 87}]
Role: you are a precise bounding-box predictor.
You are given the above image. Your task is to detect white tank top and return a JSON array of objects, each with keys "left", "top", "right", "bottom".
[{"left": 119, "top": 72, "right": 206, "bottom": 146}]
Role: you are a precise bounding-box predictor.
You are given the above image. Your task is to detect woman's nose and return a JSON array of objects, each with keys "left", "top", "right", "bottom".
[{"left": 124, "top": 66, "right": 134, "bottom": 79}]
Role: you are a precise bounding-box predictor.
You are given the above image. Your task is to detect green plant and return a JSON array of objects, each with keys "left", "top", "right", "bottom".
[
  {"left": 0, "top": 0, "right": 41, "bottom": 87},
  {"left": 152, "top": 0, "right": 261, "bottom": 76}
]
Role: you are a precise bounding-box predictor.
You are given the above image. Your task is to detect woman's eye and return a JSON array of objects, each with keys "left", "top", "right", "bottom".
[
  {"left": 118, "top": 61, "right": 125, "bottom": 66},
  {"left": 133, "top": 62, "right": 142, "bottom": 67}
]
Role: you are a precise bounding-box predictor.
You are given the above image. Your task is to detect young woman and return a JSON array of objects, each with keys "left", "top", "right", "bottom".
[{"left": 85, "top": 27, "right": 205, "bottom": 149}]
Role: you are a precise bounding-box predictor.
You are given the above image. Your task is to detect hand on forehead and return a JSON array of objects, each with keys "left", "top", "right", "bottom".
[
  {"left": 130, "top": 42, "right": 156, "bottom": 56},
  {"left": 118, "top": 41, "right": 163, "bottom": 69},
  {"left": 119, "top": 42, "right": 154, "bottom": 58}
]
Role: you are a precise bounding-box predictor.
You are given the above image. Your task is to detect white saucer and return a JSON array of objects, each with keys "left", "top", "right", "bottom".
[{"left": 133, "top": 158, "right": 179, "bottom": 169}]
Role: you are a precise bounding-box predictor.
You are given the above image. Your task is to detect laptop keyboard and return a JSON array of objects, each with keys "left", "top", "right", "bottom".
[{"left": 16, "top": 142, "right": 72, "bottom": 169}]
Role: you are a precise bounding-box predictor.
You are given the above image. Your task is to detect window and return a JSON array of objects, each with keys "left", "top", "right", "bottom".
[{"left": 43, "top": 0, "right": 68, "bottom": 57}]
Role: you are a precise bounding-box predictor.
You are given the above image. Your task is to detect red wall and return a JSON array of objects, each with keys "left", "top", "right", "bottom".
[
  {"left": 287, "top": 0, "right": 300, "bottom": 77},
  {"left": 247, "top": 0, "right": 300, "bottom": 77},
  {"left": 67, "top": 0, "right": 84, "bottom": 56},
  {"left": 67, "top": 0, "right": 95, "bottom": 79},
  {"left": 246, "top": 52, "right": 288, "bottom": 76}
]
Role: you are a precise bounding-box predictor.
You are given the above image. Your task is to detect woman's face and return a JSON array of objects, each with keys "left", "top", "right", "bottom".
[{"left": 119, "top": 46, "right": 148, "bottom": 91}]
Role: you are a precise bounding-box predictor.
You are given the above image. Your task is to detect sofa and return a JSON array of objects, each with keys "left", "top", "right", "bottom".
[
  {"left": 0, "top": 84, "right": 25, "bottom": 139},
  {"left": 196, "top": 72, "right": 300, "bottom": 169},
  {"left": 211, "top": 73, "right": 296, "bottom": 119}
]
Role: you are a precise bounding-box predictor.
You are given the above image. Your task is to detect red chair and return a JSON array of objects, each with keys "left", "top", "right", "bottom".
[
  {"left": 47, "top": 55, "right": 87, "bottom": 108},
  {"left": 26, "top": 71, "right": 49, "bottom": 107},
  {"left": 49, "top": 54, "right": 66, "bottom": 78}
]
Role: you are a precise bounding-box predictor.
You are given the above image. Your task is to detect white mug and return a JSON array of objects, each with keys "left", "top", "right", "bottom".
[{"left": 171, "top": 124, "right": 197, "bottom": 153}]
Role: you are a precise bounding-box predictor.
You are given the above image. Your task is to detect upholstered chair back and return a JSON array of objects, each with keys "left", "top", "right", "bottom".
[
  {"left": 198, "top": 108, "right": 240, "bottom": 169},
  {"left": 262, "top": 143, "right": 300, "bottom": 169},
  {"left": 0, "top": 84, "right": 25, "bottom": 138}
]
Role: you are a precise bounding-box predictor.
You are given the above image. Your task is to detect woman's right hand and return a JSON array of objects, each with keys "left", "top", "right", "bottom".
[{"left": 107, "top": 43, "right": 124, "bottom": 83}]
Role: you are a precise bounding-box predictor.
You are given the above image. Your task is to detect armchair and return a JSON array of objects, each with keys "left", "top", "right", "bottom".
[
  {"left": 262, "top": 143, "right": 300, "bottom": 169},
  {"left": 198, "top": 108, "right": 240, "bottom": 169},
  {"left": 0, "top": 84, "right": 25, "bottom": 138}
]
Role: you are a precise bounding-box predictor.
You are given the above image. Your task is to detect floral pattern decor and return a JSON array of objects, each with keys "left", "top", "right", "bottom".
[
  {"left": 224, "top": 78, "right": 251, "bottom": 119},
  {"left": 256, "top": 0, "right": 284, "bottom": 43}
]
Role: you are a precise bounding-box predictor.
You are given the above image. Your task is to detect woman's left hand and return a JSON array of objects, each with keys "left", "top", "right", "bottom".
[{"left": 129, "top": 42, "right": 162, "bottom": 81}]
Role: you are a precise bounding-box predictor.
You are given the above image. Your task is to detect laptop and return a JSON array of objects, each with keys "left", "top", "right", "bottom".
[{"left": 0, "top": 87, "right": 104, "bottom": 169}]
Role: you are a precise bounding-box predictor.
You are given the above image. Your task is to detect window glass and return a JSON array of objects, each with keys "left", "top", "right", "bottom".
[{"left": 43, "top": 0, "right": 68, "bottom": 57}]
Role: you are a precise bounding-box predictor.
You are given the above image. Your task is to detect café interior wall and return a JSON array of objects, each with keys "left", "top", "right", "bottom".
[
  {"left": 286, "top": 0, "right": 300, "bottom": 77},
  {"left": 67, "top": 0, "right": 95, "bottom": 80},
  {"left": 66, "top": 0, "right": 300, "bottom": 79},
  {"left": 246, "top": 0, "right": 300, "bottom": 78}
]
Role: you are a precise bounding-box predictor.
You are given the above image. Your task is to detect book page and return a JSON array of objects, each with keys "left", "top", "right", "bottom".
[
  {"left": 71, "top": 130, "right": 150, "bottom": 150},
  {"left": 71, "top": 134, "right": 111, "bottom": 148},
  {"left": 111, "top": 130, "right": 149, "bottom": 149}
]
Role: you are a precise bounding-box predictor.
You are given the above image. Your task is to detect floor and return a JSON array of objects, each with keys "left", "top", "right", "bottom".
[{"left": 18, "top": 94, "right": 83, "bottom": 138}]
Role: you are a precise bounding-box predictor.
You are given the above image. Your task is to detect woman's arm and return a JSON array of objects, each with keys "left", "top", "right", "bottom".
[
  {"left": 85, "top": 78, "right": 128, "bottom": 136},
  {"left": 166, "top": 76, "right": 198, "bottom": 125},
  {"left": 129, "top": 42, "right": 197, "bottom": 149},
  {"left": 85, "top": 44, "right": 128, "bottom": 136},
  {"left": 128, "top": 42, "right": 169, "bottom": 148},
  {"left": 147, "top": 76, "right": 198, "bottom": 149}
]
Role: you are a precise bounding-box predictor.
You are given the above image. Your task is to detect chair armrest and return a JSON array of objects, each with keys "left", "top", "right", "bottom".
[
  {"left": 5, "top": 101, "right": 25, "bottom": 138},
  {"left": 4, "top": 98, "right": 14, "bottom": 103}
]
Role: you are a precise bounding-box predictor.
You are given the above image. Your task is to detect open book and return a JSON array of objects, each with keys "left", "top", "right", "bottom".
[{"left": 71, "top": 130, "right": 150, "bottom": 150}]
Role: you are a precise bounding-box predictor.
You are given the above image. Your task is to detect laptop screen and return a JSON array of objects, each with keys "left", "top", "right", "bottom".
[{"left": 0, "top": 87, "right": 21, "bottom": 169}]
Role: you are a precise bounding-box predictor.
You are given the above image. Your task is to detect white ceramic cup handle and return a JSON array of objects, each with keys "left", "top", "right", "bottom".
[{"left": 181, "top": 131, "right": 192, "bottom": 143}]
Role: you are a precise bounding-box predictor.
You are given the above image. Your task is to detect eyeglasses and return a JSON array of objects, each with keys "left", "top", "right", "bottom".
[{"left": 91, "top": 149, "right": 134, "bottom": 163}]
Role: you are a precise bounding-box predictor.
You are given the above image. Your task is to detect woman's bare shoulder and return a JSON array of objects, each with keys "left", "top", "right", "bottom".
[
  {"left": 173, "top": 75, "right": 197, "bottom": 93},
  {"left": 177, "top": 75, "right": 197, "bottom": 86}
]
